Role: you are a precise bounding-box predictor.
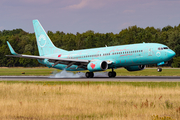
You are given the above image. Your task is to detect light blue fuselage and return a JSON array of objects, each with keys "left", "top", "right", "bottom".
[
  {"left": 6, "top": 20, "right": 176, "bottom": 78},
  {"left": 38, "top": 43, "right": 175, "bottom": 71}
]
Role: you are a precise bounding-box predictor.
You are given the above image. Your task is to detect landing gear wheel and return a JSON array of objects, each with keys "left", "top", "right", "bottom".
[
  {"left": 89, "top": 72, "right": 94, "bottom": 78},
  {"left": 157, "top": 68, "right": 162, "bottom": 72},
  {"left": 112, "top": 72, "right": 116, "bottom": 77},
  {"left": 85, "top": 72, "right": 94, "bottom": 78},
  {"left": 108, "top": 71, "right": 116, "bottom": 78},
  {"left": 108, "top": 72, "right": 113, "bottom": 78}
]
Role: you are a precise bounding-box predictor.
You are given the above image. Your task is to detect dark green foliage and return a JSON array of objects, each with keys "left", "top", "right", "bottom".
[
  {"left": 1, "top": 24, "right": 180, "bottom": 67},
  {"left": 162, "top": 25, "right": 173, "bottom": 32},
  {"left": 171, "top": 57, "right": 180, "bottom": 67}
]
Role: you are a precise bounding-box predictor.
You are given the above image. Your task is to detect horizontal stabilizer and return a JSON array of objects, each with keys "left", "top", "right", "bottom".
[{"left": 7, "top": 41, "right": 18, "bottom": 55}]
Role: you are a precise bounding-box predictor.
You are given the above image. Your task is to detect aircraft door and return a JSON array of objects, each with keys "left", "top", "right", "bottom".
[
  {"left": 148, "top": 48, "right": 155, "bottom": 62},
  {"left": 144, "top": 47, "right": 155, "bottom": 63},
  {"left": 148, "top": 48, "right": 152, "bottom": 56}
]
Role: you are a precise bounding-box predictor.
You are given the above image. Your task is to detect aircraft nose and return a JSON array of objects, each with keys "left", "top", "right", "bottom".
[{"left": 168, "top": 50, "right": 176, "bottom": 58}]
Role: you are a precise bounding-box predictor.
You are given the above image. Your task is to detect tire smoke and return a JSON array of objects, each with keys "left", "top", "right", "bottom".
[{"left": 49, "top": 70, "right": 108, "bottom": 78}]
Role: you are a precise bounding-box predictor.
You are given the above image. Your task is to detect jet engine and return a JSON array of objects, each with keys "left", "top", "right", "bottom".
[
  {"left": 125, "top": 65, "right": 146, "bottom": 71},
  {"left": 87, "top": 60, "right": 108, "bottom": 72}
]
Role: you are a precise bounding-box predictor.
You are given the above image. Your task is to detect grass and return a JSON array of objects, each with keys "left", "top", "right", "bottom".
[
  {"left": 0, "top": 67, "right": 61, "bottom": 76},
  {"left": 1, "top": 81, "right": 180, "bottom": 88},
  {"left": 0, "top": 82, "right": 180, "bottom": 120},
  {"left": 114, "top": 68, "right": 180, "bottom": 76},
  {"left": 0, "top": 67, "right": 180, "bottom": 76}
]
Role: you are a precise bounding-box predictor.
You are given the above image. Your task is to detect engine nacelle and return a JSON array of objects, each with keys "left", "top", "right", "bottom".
[
  {"left": 87, "top": 61, "right": 108, "bottom": 72},
  {"left": 125, "top": 65, "right": 146, "bottom": 71}
]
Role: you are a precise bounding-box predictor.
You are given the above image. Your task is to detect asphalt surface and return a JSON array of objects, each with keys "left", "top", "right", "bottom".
[{"left": 0, "top": 76, "right": 180, "bottom": 81}]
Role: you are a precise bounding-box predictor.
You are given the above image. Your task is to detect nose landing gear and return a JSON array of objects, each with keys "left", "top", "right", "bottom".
[{"left": 157, "top": 67, "right": 162, "bottom": 72}]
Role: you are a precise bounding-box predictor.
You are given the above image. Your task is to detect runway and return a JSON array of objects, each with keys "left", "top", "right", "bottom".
[{"left": 0, "top": 76, "right": 180, "bottom": 81}]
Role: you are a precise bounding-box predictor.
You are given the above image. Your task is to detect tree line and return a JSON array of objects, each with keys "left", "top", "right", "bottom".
[{"left": 0, "top": 24, "right": 180, "bottom": 67}]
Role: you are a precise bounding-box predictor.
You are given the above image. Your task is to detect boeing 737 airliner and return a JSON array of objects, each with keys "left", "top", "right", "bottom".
[{"left": 6, "top": 20, "right": 176, "bottom": 78}]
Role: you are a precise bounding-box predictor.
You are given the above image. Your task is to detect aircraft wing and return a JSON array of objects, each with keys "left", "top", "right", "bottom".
[
  {"left": 6, "top": 41, "right": 113, "bottom": 69},
  {"left": 6, "top": 41, "right": 89, "bottom": 69},
  {"left": 6, "top": 54, "right": 89, "bottom": 68}
]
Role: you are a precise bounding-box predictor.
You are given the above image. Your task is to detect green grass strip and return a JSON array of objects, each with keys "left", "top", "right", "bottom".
[
  {"left": 0, "top": 81, "right": 180, "bottom": 88},
  {"left": 0, "top": 68, "right": 180, "bottom": 76}
]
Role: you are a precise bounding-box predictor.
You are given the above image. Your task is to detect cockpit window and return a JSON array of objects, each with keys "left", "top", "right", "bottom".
[
  {"left": 163, "top": 47, "right": 169, "bottom": 49},
  {"left": 158, "top": 47, "right": 169, "bottom": 50}
]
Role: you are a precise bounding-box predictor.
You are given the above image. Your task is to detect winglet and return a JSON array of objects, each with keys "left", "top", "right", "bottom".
[{"left": 7, "top": 41, "right": 18, "bottom": 55}]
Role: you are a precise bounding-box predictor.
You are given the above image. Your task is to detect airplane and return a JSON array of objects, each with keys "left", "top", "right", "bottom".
[{"left": 6, "top": 19, "right": 176, "bottom": 78}]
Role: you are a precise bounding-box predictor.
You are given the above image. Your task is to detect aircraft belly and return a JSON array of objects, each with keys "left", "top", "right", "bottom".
[
  {"left": 37, "top": 59, "right": 86, "bottom": 71},
  {"left": 54, "top": 64, "right": 85, "bottom": 71}
]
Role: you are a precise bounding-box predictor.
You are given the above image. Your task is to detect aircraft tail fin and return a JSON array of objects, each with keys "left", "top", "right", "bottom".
[{"left": 33, "top": 19, "right": 67, "bottom": 56}]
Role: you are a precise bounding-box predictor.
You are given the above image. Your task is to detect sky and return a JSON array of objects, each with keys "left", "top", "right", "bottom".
[{"left": 0, "top": 0, "right": 180, "bottom": 34}]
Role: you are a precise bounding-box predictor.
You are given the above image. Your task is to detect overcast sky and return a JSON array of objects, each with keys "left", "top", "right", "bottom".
[{"left": 0, "top": 0, "right": 180, "bottom": 34}]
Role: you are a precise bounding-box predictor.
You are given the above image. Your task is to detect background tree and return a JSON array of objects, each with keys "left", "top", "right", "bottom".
[{"left": 1, "top": 24, "right": 180, "bottom": 67}]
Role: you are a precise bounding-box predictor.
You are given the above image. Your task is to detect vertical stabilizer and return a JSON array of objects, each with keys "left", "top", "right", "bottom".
[{"left": 33, "top": 19, "right": 67, "bottom": 56}]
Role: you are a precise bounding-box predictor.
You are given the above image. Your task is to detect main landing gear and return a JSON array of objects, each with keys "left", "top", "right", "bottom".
[
  {"left": 108, "top": 68, "right": 116, "bottom": 78},
  {"left": 85, "top": 72, "right": 94, "bottom": 78},
  {"left": 85, "top": 68, "right": 117, "bottom": 78},
  {"left": 157, "top": 67, "right": 162, "bottom": 72}
]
